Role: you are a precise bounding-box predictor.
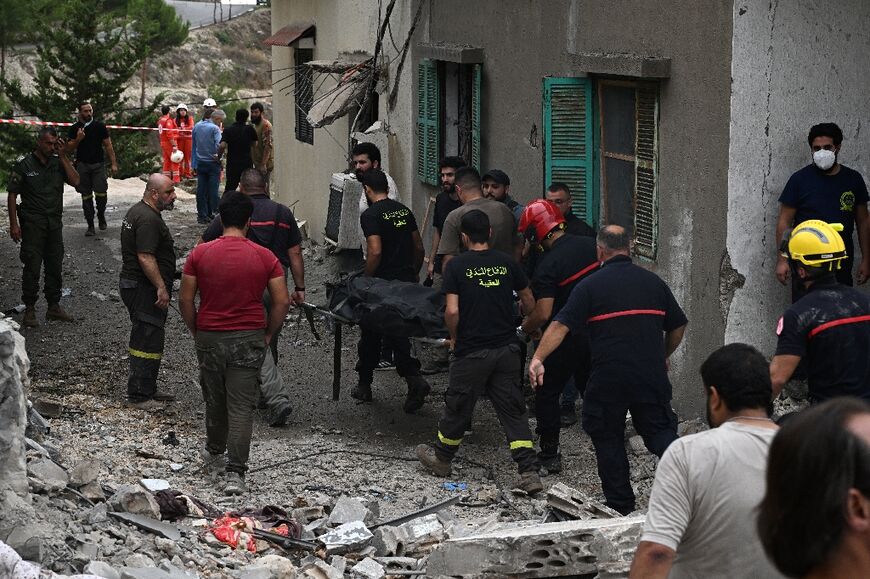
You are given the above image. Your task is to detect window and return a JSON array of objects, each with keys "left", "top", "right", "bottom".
[
  {"left": 543, "top": 77, "right": 595, "bottom": 226},
  {"left": 598, "top": 80, "right": 659, "bottom": 259},
  {"left": 294, "top": 48, "right": 314, "bottom": 145},
  {"left": 417, "top": 60, "right": 481, "bottom": 185}
]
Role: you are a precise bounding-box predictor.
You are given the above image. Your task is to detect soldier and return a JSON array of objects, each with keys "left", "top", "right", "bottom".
[{"left": 7, "top": 126, "right": 79, "bottom": 327}]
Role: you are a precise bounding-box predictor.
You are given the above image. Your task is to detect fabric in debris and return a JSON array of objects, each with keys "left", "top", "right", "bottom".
[
  {"left": 155, "top": 489, "right": 217, "bottom": 521},
  {"left": 327, "top": 272, "right": 448, "bottom": 338},
  {"left": 229, "top": 505, "right": 302, "bottom": 539},
  {"left": 210, "top": 516, "right": 260, "bottom": 552}
]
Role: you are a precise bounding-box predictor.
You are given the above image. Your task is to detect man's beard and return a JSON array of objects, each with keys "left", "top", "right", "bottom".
[
  {"left": 442, "top": 184, "right": 455, "bottom": 194},
  {"left": 251, "top": 116, "right": 261, "bottom": 125},
  {"left": 157, "top": 199, "right": 175, "bottom": 211}
]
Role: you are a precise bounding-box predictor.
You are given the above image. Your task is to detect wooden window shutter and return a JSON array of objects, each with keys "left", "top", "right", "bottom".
[
  {"left": 471, "top": 64, "right": 482, "bottom": 171},
  {"left": 543, "top": 77, "right": 594, "bottom": 223},
  {"left": 294, "top": 48, "right": 314, "bottom": 145},
  {"left": 633, "top": 85, "right": 658, "bottom": 259},
  {"left": 416, "top": 59, "right": 440, "bottom": 185}
]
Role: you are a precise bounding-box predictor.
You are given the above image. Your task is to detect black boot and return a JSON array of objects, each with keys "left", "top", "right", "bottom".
[{"left": 538, "top": 434, "right": 562, "bottom": 476}]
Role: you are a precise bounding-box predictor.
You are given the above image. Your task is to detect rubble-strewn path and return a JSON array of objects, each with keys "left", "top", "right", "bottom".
[{"left": 0, "top": 178, "right": 674, "bottom": 577}]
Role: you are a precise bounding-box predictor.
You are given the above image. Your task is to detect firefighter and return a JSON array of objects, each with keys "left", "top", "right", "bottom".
[
  {"left": 770, "top": 220, "right": 870, "bottom": 402},
  {"left": 517, "top": 199, "right": 599, "bottom": 475},
  {"left": 157, "top": 105, "right": 180, "bottom": 183},
  {"left": 530, "top": 225, "right": 687, "bottom": 515},
  {"left": 416, "top": 209, "right": 543, "bottom": 494}
]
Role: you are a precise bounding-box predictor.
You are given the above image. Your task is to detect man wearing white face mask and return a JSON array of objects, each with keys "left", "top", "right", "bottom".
[{"left": 776, "top": 123, "right": 870, "bottom": 301}]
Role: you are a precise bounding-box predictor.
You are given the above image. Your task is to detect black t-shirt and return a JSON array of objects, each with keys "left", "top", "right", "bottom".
[
  {"left": 203, "top": 194, "right": 301, "bottom": 267},
  {"left": 68, "top": 121, "right": 110, "bottom": 164},
  {"left": 442, "top": 249, "right": 528, "bottom": 356},
  {"left": 360, "top": 198, "right": 419, "bottom": 282},
  {"left": 779, "top": 164, "right": 870, "bottom": 263},
  {"left": 532, "top": 234, "right": 599, "bottom": 317},
  {"left": 555, "top": 255, "right": 688, "bottom": 403},
  {"left": 8, "top": 152, "right": 65, "bottom": 225},
  {"left": 120, "top": 201, "right": 176, "bottom": 286},
  {"left": 775, "top": 278, "right": 870, "bottom": 402},
  {"left": 432, "top": 191, "right": 461, "bottom": 274},
  {"left": 220, "top": 122, "right": 258, "bottom": 167}
]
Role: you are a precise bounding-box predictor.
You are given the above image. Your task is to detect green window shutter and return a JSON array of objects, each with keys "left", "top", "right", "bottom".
[
  {"left": 471, "top": 64, "right": 482, "bottom": 171},
  {"left": 543, "top": 77, "right": 594, "bottom": 224},
  {"left": 633, "top": 85, "right": 658, "bottom": 259},
  {"left": 417, "top": 59, "right": 440, "bottom": 186}
]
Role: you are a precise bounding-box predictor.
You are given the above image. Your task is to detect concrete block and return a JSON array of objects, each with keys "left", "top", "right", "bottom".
[
  {"left": 140, "top": 479, "right": 170, "bottom": 492},
  {"left": 299, "top": 558, "right": 341, "bottom": 579},
  {"left": 245, "top": 554, "right": 298, "bottom": 579},
  {"left": 350, "top": 558, "right": 385, "bottom": 579},
  {"left": 327, "top": 495, "right": 373, "bottom": 526},
  {"left": 69, "top": 459, "right": 101, "bottom": 487},
  {"left": 108, "top": 485, "right": 161, "bottom": 519},
  {"left": 372, "top": 525, "right": 407, "bottom": 557},
  {"left": 85, "top": 561, "right": 122, "bottom": 579},
  {"left": 26, "top": 458, "right": 68, "bottom": 494},
  {"left": 546, "top": 482, "right": 621, "bottom": 520},
  {"left": 291, "top": 506, "right": 325, "bottom": 523},
  {"left": 319, "top": 521, "right": 373, "bottom": 555},
  {"left": 5, "top": 524, "right": 47, "bottom": 563},
  {"left": 373, "top": 557, "right": 419, "bottom": 573},
  {"left": 328, "top": 556, "right": 346, "bottom": 575},
  {"left": 427, "top": 516, "right": 645, "bottom": 577}
]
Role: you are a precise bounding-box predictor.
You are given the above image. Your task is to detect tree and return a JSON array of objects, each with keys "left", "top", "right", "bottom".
[
  {"left": 0, "top": 0, "right": 36, "bottom": 83},
  {"left": 127, "top": 0, "right": 188, "bottom": 109}
]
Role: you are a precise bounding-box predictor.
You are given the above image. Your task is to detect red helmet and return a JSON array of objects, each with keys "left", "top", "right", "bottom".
[{"left": 519, "top": 199, "right": 566, "bottom": 243}]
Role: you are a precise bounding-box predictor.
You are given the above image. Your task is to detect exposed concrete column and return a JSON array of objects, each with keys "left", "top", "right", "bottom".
[{"left": 0, "top": 318, "right": 30, "bottom": 502}]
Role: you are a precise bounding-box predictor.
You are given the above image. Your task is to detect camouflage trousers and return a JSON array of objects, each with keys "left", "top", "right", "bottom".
[{"left": 195, "top": 329, "right": 266, "bottom": 474}]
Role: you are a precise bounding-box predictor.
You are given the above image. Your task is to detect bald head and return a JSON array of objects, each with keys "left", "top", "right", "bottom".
[
  {"left": 145, "top": 173, "right": 172, "bottom": 197},
  {"left": 596, "top": 225, "right": 631, "bottom": 260},
  {"left": 144, "top": 173, "right": 176, "bottom": 212}
]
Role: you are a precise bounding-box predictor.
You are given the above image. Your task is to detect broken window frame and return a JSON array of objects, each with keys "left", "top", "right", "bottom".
[{"left": 295, "top": 47, "right": 315, "bottom": 145}]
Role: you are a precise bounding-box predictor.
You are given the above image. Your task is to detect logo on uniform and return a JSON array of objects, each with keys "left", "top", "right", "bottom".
[{"left": 840, "top": 190, "right": 856, "bottom": 212}]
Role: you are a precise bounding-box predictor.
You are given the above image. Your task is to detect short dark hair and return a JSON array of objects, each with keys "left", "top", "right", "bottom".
[
  {"left": 548, "top": 182, "right": 571, "bottom": 196},
  {"left": 161, "top": 105, "right": 170, "bottom": 115},
  {"left": 78, "top": 101, "right": 91, "bottom": 110},
  {"left": 38, "top": 126, "right": 58, "bottom": 140},
  {"left": 240, "top": 168, "right": 266, "bottom": 190},
  {"left": 439, "top": 156, "right": 467, "bottom": 171},
  {"left": 597, "top": 226, "right": 630, "bottom": 252},
  {"left": 460, "top": 210, "right": 490, "bottom": 244},
  {"left": 700, "top": 343, "right": 772, "bottom": 415},
  {"left": 359, "top": 168, "right": 388, "bottom": 194},
  {"left": 219, "top": 190, "right": 254, "bottom": 229},
  {"left": 351, "top": 142, "right": 381, "bottom": 164},
  {"left": 454, "top": 167, "right": 481, "bottom": 192},
  {"left": 235, "top": 108, "right": 249, "bottom": 123},
  {"left": 758, "top": 397, "right": 870, "bottom": 577},
  {"left": 808, "top": 123, "right": 843, "bottom": 147},
  {"left": 250, "top": 102, "right": 265, "bottom": 113}
]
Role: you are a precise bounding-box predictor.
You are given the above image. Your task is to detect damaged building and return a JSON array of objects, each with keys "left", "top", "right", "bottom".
[{"left": 268, "top": 0, "right": 870, "bottom": 417}]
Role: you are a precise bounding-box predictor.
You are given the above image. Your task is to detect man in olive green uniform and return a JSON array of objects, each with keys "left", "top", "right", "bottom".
[
  {"left": 7, "top": 127, "right": 79, "bottom": 327},
  {"left": 249, "top": 102, "right": 273, "bottom": 188}
]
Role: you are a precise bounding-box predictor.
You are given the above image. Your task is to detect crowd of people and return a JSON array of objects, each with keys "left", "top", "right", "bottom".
[{"left": 8, "top": 99, "right": 870, "bottom": 576}]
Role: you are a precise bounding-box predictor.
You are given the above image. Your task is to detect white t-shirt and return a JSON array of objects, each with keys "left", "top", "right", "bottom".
[{"left": 641, "top": 421, "right": 784, "bottom": 579}]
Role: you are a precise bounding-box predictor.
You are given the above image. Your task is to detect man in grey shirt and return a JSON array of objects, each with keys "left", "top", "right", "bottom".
[{"left": 629, "top": 343, "right": 783, "bottom": 579}]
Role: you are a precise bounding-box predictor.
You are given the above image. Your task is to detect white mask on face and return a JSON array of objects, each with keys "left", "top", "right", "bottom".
[{"left": 813, "top": 149, "right": 836, "bottom": 171}]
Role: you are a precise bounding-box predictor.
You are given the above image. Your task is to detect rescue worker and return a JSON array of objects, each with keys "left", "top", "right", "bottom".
[
  {"left": 416, "top": 209, "right": 543, "bottom": 494},
  {"left": 66, "top": 101, "right": 119, "bottom": 236},
  {"left": 426, "top": 156, "right": 466, "bottom": 286},
  {"left": 530, "top": 225, "right": 687, "bottom": 515},
  {"left": 249, "top": 102, "right": 273, "bottom": 187},
  {"left": 157, "top": 105, "right": 180, "bottom": 183},
  {"left": 7, "top": 127, "right": 79, "bottom": 327},
  {"left": 119, "top": 174, "right": 177, "bottom": 410},
  {"left": 175, "top": 104, "right": 194, "bottom": 179},
  {"left": 202, "top": 168, "right": 305, "bottom": 426},
  {"left": 201, "top": 97, "right": 217, "bottom": 121},
  {"left": 770, "top": 220, "right": 870, "bottom": 402},
  {"left": 517, "top": 199, "right": 598, "bottom": 475},
  {"left": 482, "top": 169, "right": 523, "bottom": 223},
  {"left": 353, "top": 169, "right": 431, "bottom": 412}
]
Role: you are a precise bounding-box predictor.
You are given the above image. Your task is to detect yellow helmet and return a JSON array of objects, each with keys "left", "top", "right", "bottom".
[{"left": 785, "top": 220, "right": 848, "bottom": 270}]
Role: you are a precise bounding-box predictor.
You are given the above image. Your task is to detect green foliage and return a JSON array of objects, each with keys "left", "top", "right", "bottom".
[
  {"left": 214, "top": 29, "right": 232, "bottom": 45},
  {"left": 127, "top": 0, "right": 188, "bottom": 58},
  {"left": 206, "top": 83, "right": 246, "bottom": 127}
]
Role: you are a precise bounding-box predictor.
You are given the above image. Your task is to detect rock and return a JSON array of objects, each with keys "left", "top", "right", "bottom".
[
  {"left": 299, "top": 558, "right": 340, "bottom": 579},
  {"left": 124, "top": 553, "right": 156, "bottom": 568},
  {"left": 546, "top": 482, "right": 622, "bottom": 520},
  {"left": 154, "top": 536, "right": 178, "bottom": 556},
  {"left": 85, "top": 502, "right": 109, "bottom": 524},
  {"left": 319, "top": 521, "right": 373, "bottom": 555},
  {"left": 5, "top": 524, "right": 47, "bottom": 563},
  {"left": 328, "top": 556, "right": 346, "bottom": 575},
  {"left": 169, "top": 463, "right": 184, "bottom": 472},
  {"left": 140, "top": 479, "right": 171, "bottom": 493},
  {"left": 373, "top": 557, "right": 419, "bottom": 573},
  {"left": 372, "top": 525, "right": 407, "bottom": 557},
  {"left": 32, "top": 398, "right": 63, "bottom": 418},
  {"left": 291, "top": 506, "right": 325, "bottom": 523},
  {"left": 327, "top": 495, "right": 373, "bottom": 526},
  {"left": 81, "top": 481, "right": 107, "bottom": 502},
  {"left": 238, "top": 569, "right": 272, "bottom": 579},
  {"left": 85, "top": 560, "right": 122, "bottom": 579},
  {"left": 74, "top": 541, "right": 101, "bottom": 561},
  {"left": 109, "top": 485, "right": 161, "bottom": 519},
  {"left": 396, "top": 513, "right": 443, "bottom": 553},
  {"left": 69, "top": 460, "right": 101, "bottom": 487},
  {"left": 244, "top": 554, "right": 298, "bottom": 579},
  {"left": 26, "top": 458, "right": 68, "bottom": 494},
  {"left": 350, "top": 558, "right": 385, "bottom": 579},
  {"left": 628, "top": 434, "right": 646, "bottom": 454},
  {"left": 119, "top": 568, "right": 172, "bottom": 579}
]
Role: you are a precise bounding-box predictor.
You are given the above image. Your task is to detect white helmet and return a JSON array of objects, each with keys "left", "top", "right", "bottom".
[
  {"left": 176, "top": 103, "right": 188, "bottom": 111},
  {"left": 170, "top": 149, "right": 184, "bottom": 164},
  {"left": 202, "top": 98, "right": 216, "bottom": 107}
]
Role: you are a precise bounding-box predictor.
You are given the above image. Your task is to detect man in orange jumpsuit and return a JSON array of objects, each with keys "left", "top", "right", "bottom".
[{"left": 157, "top": 105, "right": 180, "bottom": 183}]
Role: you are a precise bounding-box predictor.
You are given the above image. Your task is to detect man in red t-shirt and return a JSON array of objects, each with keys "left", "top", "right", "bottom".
[{"left": 179, "top": 191, "right": 290, "bottom": 495}]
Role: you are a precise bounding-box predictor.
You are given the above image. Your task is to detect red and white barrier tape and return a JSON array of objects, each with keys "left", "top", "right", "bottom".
[{"left": 0, "top": 117, "right": 192, "bottom": 134}]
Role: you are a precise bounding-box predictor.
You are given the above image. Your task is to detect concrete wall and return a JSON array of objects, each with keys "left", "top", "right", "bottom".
[
  {"left": 423, "top": 0, "right": 734, "bottom": 416},
  {"left": 271, "top": 0, "right": 416, "bottom": 242},
  {"left": 726, "top": 0, "right": 870, "bottom": 355}
]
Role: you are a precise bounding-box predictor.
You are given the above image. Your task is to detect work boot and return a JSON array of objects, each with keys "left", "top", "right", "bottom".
[
  {"left": 538, "top": 452, "right": 563, "bottom": 476},
  {"left": 351, "top": 382, "right": 373, "bottom": 402},
  {"left": 560, "top": 406, "right": 578, "bottom": 428},
  {"left": 200, "top": 447, "right": 227, "bottom": 474},
  {"left": 224, "top": 471, "right": 246, "bottom": 496},
  {"left": 269, "top": 405, "right": 292, "bottom": 427},
  {"left": 85, "top": 224, "right": 96, "bottom": 236},
  {"left": 22, "top": 307, "right": 39, "bottom": 328},
  {"left": 403, "top": 375, "right": 431, "bottom": 413},
  {"left": 125, "top": 398, "right": 163, "bottom": 411},
  {"left": 415, "top": 444, "right": 452, "bottom": 477},
  {"left": 98, "top": 215, "right": 107, "bottom": 230},
  {"left": 45, "top": 303, "right": 74, "bottom": 322},
  {"left": 515, "top": 471, "right": 544, "bottom": 495},
  {"left": 152, "top": 391, "right": 175, "bottom": 402}
]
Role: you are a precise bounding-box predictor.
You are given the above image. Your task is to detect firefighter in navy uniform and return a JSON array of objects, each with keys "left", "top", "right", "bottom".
[
  {"left": 530, "top": 225, "right": 687, "bottom": 515},
  {"left": 771, "top": 220, "right": 870, "bottom": 402},
  {"left": 517, "top": 199, "right": 599, "bottom": 475},
  {"left": 7, "top": 127, "right": 79, "bottom": 327}
]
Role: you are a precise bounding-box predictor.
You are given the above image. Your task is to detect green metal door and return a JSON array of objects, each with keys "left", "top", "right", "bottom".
[{"left": 542, "top": 77, "right": 596, "bottom": 226}]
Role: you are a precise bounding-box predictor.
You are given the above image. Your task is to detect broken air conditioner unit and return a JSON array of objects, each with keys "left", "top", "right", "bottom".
[{"left": 325, "top": 172, "right": 363, "bottom": 251}]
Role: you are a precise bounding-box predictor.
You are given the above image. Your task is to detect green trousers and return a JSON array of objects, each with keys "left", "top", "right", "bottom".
[{"left": 19, "top": 213, "right": 63, "bottom": 307}]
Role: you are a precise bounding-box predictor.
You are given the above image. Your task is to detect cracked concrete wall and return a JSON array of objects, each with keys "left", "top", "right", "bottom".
[
  {"left": 725, "top": 0, "right": 870, "bottom": 354},
  {"left": 0, "top": 319, "right": 30, "bottom": 505}
]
